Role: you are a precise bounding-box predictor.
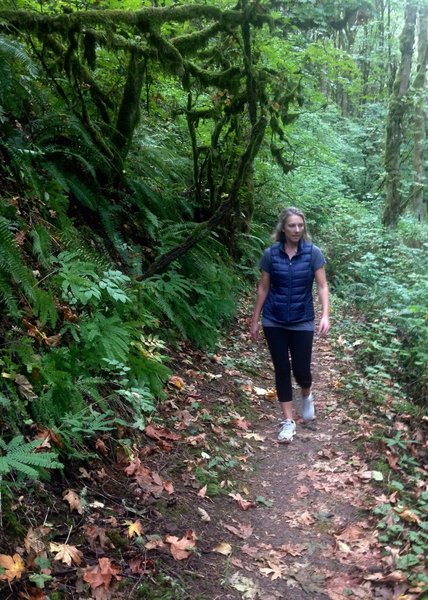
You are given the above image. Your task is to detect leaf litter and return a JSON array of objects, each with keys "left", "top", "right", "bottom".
[{"left": 0, "top": 302, "right": 426, "bottom": 599}]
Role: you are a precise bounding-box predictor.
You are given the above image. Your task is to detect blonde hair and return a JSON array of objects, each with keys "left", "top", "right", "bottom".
[{"left": 272, "top": 207, "right": 311, "bottom": 242}]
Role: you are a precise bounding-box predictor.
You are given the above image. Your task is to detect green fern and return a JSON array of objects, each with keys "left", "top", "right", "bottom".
[
  {"left": 0, "top": 216, "right": 36, "bottom": 303},
  {"left": 0, "top": 435, "right": 62, "bottom": 480},
  {"left": 80, "top": 313, "right": 131, "bottom": 363},
  {"left": 32, "top": 288, "right": 58, "bottom": 327},
  {"left": 0, "top": 271, "right": 20, "bottom": 318},
  {"left": 30, "top": 224, "right": 53, "bottom": 268}
]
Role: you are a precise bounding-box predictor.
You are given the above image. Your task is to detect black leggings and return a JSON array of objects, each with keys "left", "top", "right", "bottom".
[{"left": 263, "top": 327, "right": 314, "bottom": 403}]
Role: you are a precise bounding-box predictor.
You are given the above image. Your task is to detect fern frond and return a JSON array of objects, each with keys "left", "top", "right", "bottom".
[
  {"left": 30, "top": 224, "right": 53, "bottom": 267},
  {"left": 0, "top": 435, "right": 62, "bottom": 480},
  {"left": 0, "top": 216, "right": 36, "bottom": 300},
  {"left": 32, "top": 288, "right": 58, "bottom": 327}
]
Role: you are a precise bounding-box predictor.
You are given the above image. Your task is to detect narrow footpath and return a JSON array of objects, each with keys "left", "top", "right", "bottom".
[{"left": 175, "top": 304, "right": 404, "bottom": 600}]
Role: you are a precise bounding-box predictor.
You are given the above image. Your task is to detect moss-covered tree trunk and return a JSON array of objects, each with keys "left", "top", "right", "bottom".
[
  {"left": 411, "top": 3, "right": 427, "bottom": 221},
  {"left": 382, "top": 1, "right": 417, "bottom": 227}
]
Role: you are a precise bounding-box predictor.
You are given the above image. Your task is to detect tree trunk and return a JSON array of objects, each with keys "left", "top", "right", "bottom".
[
  {"left": 412, "top": 3, "right": 428, "bottom": 221},
  {"left": 138, "top": 116, "right": 266, "bottom": 280},
  {"left": 382, "top": 1, "right": 417, "bottom": 227}
]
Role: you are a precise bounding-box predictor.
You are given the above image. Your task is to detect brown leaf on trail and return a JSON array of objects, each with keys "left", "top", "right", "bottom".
[
  {"left": 96, "top": 438, "right": 108, "bottom": 455},
  {"left": 84, "top": 525, "right": 114, "bottom": 551},
  {"left": 144, "top": 424, "right": 181, "bottom": 442},
  {"left": 0, "top": 553, "right": 26, "bottom": 581},
  {"left": 335, "top": 523, "right": 367, "bottom": 543},
  {"left": 284, "top": 510, "right": 315, "bottom": 527},
  {"left": 168, "top": 375, "right": 185, "bottom": 389},
  {"left": 229, "top": 492, "right": 254, "bottom": 511},
  {"left": 386, "top": 450, "right": 400, "bottom": 471},
  {"left": 165, "top": 530, "right": 197, "bottom": 560},
  {"left": 197, "top": 507, "right": 211, "bottom": 522},
  {"left": 278, "top": 543, "right": 307, "bottom": 557},
  {"left": 186, "top": 433, "right": 207, "bottom": 446},
  {"left": 15, "top": 230, "right": 26, "bottom": 246},
  {"left": 164, "top": 480, "right": 174, "bottom": 495},
  {"left": 144, "top": 536, "right": 166, "bottom": 551},
  {"left": 126, "top": 520, "right": 143, "bottom": 538},
  {"left": 197, "top": 484, "right": 208, "bottom": 498},
  {"left": 395, "top": 507, "right": 421, "bottom": 525},
  {"left": 15, "top": 373, "right": 37, "bottom": 400},
  {"left": 35, "top": 427, "right": 64, "bottom": 449},
  {"left": 364, "top": 570, "right": 407, "bottom": 583},
  {"left": 259, "top": 560, "right": 284, "bottom": 581},
  {"left": 82, "top": 557, "right": 121, "bottom": 598},
  {"left": 63, "top": 489, "right": 84, "bottom": 514},
  {"left": 24, "top": 526, "right": 51, "bottom": 554},
  {"left": 49, "top": 542, "right": 83, "bottom": 566},
  {"left": 240, "top": 543, "right": 259, "bottom": 558},
  {"left": 224, "top": 522, "right": 253, "bottom": 539},
  {"left": 296, "top": 485, "right": 310, "bottom": 498},
  {"left": 232, "top": 417, "right": 251, "bottom": 430}
]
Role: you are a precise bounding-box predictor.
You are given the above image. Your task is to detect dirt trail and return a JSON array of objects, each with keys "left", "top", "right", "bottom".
[{"left": 183, "top": 311, "right": 386, "bottom": 600}]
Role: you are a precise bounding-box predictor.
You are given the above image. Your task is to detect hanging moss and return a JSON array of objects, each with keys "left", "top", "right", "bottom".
[
  {"left": 185, "top": 62, "right": 242, "bottom": 90},
  {"left": 83, "top": 30, "right": 96, "bottom": 70}
]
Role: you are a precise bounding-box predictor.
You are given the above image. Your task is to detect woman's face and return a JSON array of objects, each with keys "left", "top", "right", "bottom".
[{"left": 284, "top": 214, "right": 305, "bottom": 243}]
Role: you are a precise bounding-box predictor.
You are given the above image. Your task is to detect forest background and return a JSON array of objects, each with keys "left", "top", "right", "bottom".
[{"left": 0, "top": 0, "right": 427, "bottom": 597}]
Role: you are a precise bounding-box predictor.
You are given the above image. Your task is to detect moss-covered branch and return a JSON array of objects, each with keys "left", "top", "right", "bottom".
[{"left": 0, "top": 6, "right": 238, "bottom": 34}]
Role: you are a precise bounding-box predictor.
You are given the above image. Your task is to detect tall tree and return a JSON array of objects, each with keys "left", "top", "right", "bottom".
[
  {"left": 411, "top": 3, "right": 427, "bottom": 221},
  {"left": 383, "top": 0, "right": 417, "bottom": 227}
]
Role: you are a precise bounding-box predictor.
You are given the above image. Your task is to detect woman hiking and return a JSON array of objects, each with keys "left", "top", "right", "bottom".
[{"left": 250, "top": 207, "right": 330, "bottom": 443}]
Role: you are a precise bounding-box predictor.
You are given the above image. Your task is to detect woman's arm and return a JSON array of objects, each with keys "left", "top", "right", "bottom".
[
  {"left": 250, "top": 271, "right": 270, "bottom": 340},
  {"left": 314, "top": 266, "right": 330, "bottom": 335}
]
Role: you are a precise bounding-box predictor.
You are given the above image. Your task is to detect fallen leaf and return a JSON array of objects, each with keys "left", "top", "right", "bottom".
[
  {"left": 24, "top": 527, "right": 51, "bottom": 554},
  {"left": 358, "top": 470, "right": 384, "bottom": 482},
  {"left": 259, "top": 560, "right": 284, "bottom": 581},
  {"left": 213, "top": 542, "right": 232, "bottom": 555},
  {"left": 253, "top": 386, "right": 268, "bottom": 396},
  {"left": 169, "top": 375, "right": 185, "bottom": 389},
  {"left": 84, "top": 525, "right": 113, "bottom": 551},
  {"left": 229, "top": 493, "right": 254, "bottom": 511},
  {"left": 144, "top": 536, "right": 166, "bottom": 550},
  {"left": 197, "top": 484, "right": 208, "bottom": 498},
  {"left": 165, "top": 530, "right": 197, "bottom": 560},
  {"left": 63, "top": 489, "right": 84, "bottom": 514},
  {"left": 82, "top": 557, "right": 121, "bottom": 597},
  {"left": 49, "top": 543, "right": 83, "bottom": 566},
  {"left": 14, "top": 374, "right": 37, "bottom": 400},
  {"left": 395, "top": 507, "right": 421, "bottom": 525},
  {"left": 0, "top": 553, "right": 25, "bottom": 581},
  {"left": 223, "top": 523, "right": 253, "bottom": 539},
  {"left": 364, "top": 570, "right": 407, "bottom": 583},
  {"left": 197, "top": 507, "right": 211, "bottom": 522},
  {"left": 229, "top": 572, "right": 259, "bottom": 599},
  {"left": 144, "top": 424, "right": 181, "bottom": 442},
  {"left": 126, "top": 520, "right": 143, "bottom": 538}
]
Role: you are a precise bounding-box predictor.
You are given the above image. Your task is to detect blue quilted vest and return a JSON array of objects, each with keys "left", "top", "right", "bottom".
[{"left": 262, "top": 240, "right": 315, "bottom": 325}]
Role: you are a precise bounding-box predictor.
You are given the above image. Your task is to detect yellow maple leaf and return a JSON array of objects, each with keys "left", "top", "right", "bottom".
[
  {"left": 0, "top": 553, "right": 25, "bottom": 581},
  {"left": 126, "top": 520, "right": 144, "bottom": 538},
  {"left": 49, "top": 542, "right": 83, "bottom": 566}
]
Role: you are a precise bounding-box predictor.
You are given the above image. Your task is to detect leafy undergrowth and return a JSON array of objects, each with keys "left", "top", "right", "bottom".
[{"left": 0, "top": 300, "right": 427, "bottom": 600}]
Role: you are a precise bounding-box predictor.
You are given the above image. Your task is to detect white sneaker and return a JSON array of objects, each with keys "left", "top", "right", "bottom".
[
  {"left": 302, "top": 393, "right": 315, "bottom": 422},
  {"left": 277, "top": 419, "right": 296, "bottom": 443}
]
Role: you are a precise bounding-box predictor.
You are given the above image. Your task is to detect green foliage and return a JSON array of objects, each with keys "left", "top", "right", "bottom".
[
  {"left": 0, "top": 435, "right": 62, "bottom": 481},
  {"left": 56, "top": 251, "right": 130, "bottom": 307},
  {"left": 0, "top": 215, "right": 36, "bottom": 313}
]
